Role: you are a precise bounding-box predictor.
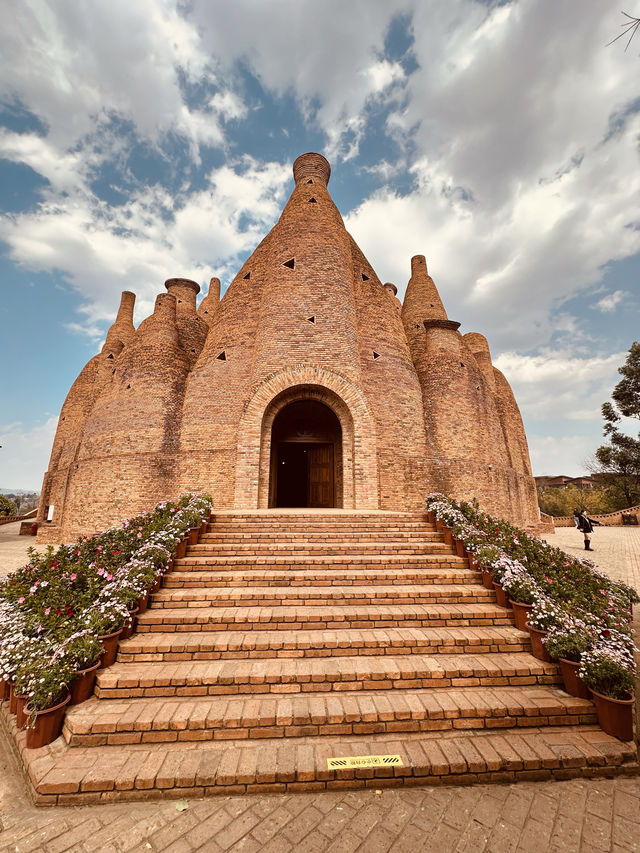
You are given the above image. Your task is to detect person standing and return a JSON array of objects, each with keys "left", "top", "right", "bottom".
[{"left": 577, "top": 509, "right": 602, "bottom": 551}]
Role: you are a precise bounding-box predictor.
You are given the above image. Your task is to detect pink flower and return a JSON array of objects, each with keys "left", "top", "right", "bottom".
[
  {"left": 137, "top": 532, "right": 142, "bottom": 538},
  {"left": 97, "top": 568, "right": 105, "bottom": 576},
  {"left": 44, "top": 607, "right": 51, "bottom": 615},
  {"left": 17, "top": 596, "right": 25, "bottom": 604},
  {"left": 40, "top": 580, "right": 49, "bottom": 587},
  {"left": 106, "top": 574, "right": 113, "bottom": 581},
  {"left": 69, "top": 573, "right": 77, "bottom": 581},
  {"left": 29, "top": 586, "right": 37, "bottom": 594}
]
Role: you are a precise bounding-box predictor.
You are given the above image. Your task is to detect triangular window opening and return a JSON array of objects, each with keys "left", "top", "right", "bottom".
[
  {"left": 307, "top": 316, "right": 316, "bottom": 324},
  {"left": 107, "top": 353, "right": 114, "bottom": 359},
  {"left": 308, "top": 197, "right": 317, "bottom": 203},
  {"left": 126, "top": 384, "right": 131, "bottom": 389},
  {"left": 283, "top": 258, "right": 295, "bottom": 269},
  {"left": 243, "top": 272, "right": 251, "bottom": 280},
  {"left": 217, "top": 351, "right": 227, "bottom": 361},
  {"left": 361, "top": 273, "right": 370, "bottom": 281},
  {"left": 306, "top": 179, "right": 313, "bottom": 184},
  {"left": 372, "top": 351, "right": 381, "bottom": 360}
]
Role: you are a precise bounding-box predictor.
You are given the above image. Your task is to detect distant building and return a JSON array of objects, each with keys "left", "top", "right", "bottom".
[
  {"left": 38, "top": 153, "right": 539, "bottom": 543},
  {"left": 535, "top": 475, "right": 596, "bottom": 490}
]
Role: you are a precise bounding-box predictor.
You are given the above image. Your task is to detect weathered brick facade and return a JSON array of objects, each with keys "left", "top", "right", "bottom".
[{"left": 37, "top": 153, "right": 539, "bottom": 542}]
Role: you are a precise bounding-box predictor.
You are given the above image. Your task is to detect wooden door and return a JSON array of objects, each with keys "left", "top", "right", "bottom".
[{"left": 308, "top": 444, "right": 334, "bottom": 507}]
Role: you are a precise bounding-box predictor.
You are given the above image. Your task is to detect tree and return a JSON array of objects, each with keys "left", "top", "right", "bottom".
[
  {"left": 607, "top": 12, "right": 640, "bottom": 51},
  {"left": 0, "top": 496, "right": 18, "bottom": 517},
  {"left": 590, "top": 342, "right": 640, "bottom": 508}
]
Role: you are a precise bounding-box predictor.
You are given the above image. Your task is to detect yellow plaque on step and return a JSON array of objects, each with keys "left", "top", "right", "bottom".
[{"left": 327, "top": 754, "right": 403, "bottom": 769}]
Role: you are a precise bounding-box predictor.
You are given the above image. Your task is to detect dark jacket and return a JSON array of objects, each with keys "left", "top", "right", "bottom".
[{"left": 578, "top": 513, "right": 601, "bottom": 533}]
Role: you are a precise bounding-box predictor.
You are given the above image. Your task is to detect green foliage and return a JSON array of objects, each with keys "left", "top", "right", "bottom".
[
  {"left": 544, "top": 624, "right": 596, "bottom": 663},
  {"left": 537, "top": 485, "right": 627, "bottom": 517},
  {"left": 0, "top": 495, "right": 17, "bottom": 517},
  {"left": 592, "top": 341, "right": 640, "bottom": 508}
]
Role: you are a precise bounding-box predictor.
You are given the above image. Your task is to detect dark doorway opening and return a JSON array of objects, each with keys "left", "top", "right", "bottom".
[{"left": 269, "top": 400, "right": 342, "bottom": 508}]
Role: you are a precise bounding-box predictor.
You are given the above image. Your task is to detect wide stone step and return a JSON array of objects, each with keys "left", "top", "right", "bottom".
[
  {"left": 63, "top": 686, "right": 597, "bottom": 746},
  {"left": 117, "top": 625, "right": 532, "bottom": 662},
  {"left": 94, "top": 652, "right": 560, "bottom": 699},
  {"left": 201, "top": 531, "right": 442, "bottom": 542},
  {"left": 175, "top": 554, "right": 469, "bottom": 570},
  {"left": 163, "top": 566, "right": 482, "bottom": 588},
  {"left": 188, "top": 542, "right": 451, "bottom": 556},
  {"left": 24, "top": 725, "right": 637, "bottom": 804},
  {"left": 150, "top": 584, "right": 495, "bottom": 609},
  {"left": 135, "top": 602, "right": 515, "bottom": 633}
]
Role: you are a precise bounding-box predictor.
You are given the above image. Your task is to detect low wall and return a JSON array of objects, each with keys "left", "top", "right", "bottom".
[
  {"left": 0, "top": 509, "right": 38, "bottom": 527},
  {"left": 547, "top": 503, "right": 640, "bottom": 527}
]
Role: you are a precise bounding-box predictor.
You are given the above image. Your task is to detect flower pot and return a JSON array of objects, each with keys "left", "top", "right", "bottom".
[
  {"left": 175, "top": 539, "right": 187, "bottom": 559},
  {"left": 98, "top": 628, "right": 123, "bottom": 668},
  {"left": 15, "top": 693, "right": 29, "bottom": 728},
  {"left": 559, "top": 658, "right": 591, "bottom": 700},
  {"left": 188, "top": 527, "right": 200, "bottom": 546},
  {"left": 510, "top": 600, "right": 533, "bottom": 632},
  {"left": 200, "top": 521, "right": 208, "bottom": 535},
  {"left": 492, "top": 581, "right": 509, "bottom": 608},
  {"left": 150, "top": 577, "right": 162, "bottom": 594},
  {"left": 591, "top": 689, "right": 634, "bottom": 741},
  {"left": 526, "top": 624, "right": 553, "bottom": 662},
  {"left": 137, "top": 592, "right": 149, "bottom": 614},
  {"left": 481, "top": 569, "right": 494, "bottom": 590},
  {"left": 9, "top": 683, "right": 17, "bottom": 714},
  {"left": 0, "top": 679, "right": 9, "bottom": 701},
  {"left": 165, "top": 559, "right": 174, "bottom": 574},
  {"left": 454, "top": 539, "right": 466, "bottom": 558},
  {"left": 25, "top": 693, "right": 70, "bottom": 749},
  {"left": 69, "top": 662, "right": 101, "bottom": 706},
  {"left": 426, "top": 511, "right": 436, "bottom": 524},
  {"left": 119, "top": 607, "right": 140, "bottom": 641}
]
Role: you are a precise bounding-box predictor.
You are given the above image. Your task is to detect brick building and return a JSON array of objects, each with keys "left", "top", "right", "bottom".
[{"left": 37, "top": 153, "right": 538, "bottom": 542}]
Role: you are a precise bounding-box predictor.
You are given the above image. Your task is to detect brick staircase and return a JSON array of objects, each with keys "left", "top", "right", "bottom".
[{"left": 9, "top": 511, "right": 637, "bottom": 803}]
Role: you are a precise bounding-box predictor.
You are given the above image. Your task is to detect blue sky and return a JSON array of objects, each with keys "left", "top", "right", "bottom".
[{"left": 0, "top": 0, "right": 639, "bottom": 490}]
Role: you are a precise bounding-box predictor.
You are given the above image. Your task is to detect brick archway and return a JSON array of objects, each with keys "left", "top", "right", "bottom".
[{"left": 234, "top": 366, "right": 379, "bottom": 509}]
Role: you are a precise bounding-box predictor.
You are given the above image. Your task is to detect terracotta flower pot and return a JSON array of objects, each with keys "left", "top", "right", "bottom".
[
  {"left": 150, "top": 577, "right": 162, "bottom": 594},
  {"left": 175, "top": 539, "right": 187, "bottom": 559},
  {"left": 25, "top": 693, "right": 70, "bottom": 749},
  {"left": 188, "top": 527, "right": 200, "bottom": 546},
  {"left": 426, "top": 511, "right": 436, "bottom": 524},
  {"left": 69, "top": 662, "right": 101, "bottom": 706},
  {"left": 510, "top": 600, "right": 533, "bottom": 632},
  {"left": 526, "top": 624, "right": 553, "bottom": 662},
  {"left": 15, "top": 693, "right": 29, "bottom": 728},
  {"left": 0, "top": 679, "right": 9, "bottom": 701},
  {"left": 119, "top": 607, "right": 139, "bottom": 641},
  {"left": 492, "top": 581, "right": 509, "bottom": 608},
  {"left": 559, "top": 658, "right": 591, "bottom": 699},
  {"left": 200, "top": 521, "right": 208, "bottom": 535},
  {"left": 591, "top": 689, "right": 634, "bottom": 741},
  {"left": 165, "top": 559, "right": 174, "bottom": 574},
  {"left": 98, "top": 628, "right": 123, "bottom": 669},
  {"left": 9, "top": 683, "right": 17, "bottom": 714},
  {"left": 137, "top": 592, "right": 149, "bottom": 614},
  {"left": 481, "top": 569, "right": 494, "bottom": 590},
  {"left": 454, "top": 539, "right": 466, "bottom": 558}
]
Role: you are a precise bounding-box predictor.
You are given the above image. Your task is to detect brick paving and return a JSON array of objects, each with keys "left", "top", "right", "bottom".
[{"left": 0, "top": 522, "right": 638, "bottom": 850}]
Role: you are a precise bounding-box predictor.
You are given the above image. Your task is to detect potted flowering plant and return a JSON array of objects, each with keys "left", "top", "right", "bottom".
[
  {"left": 84, "top": 597, "right": 129, "bottom": 667},
  {"left": 502, "top": 572, "right": 539, "bottom": 631},
  {"left": 579, "top": 633, "right": 637, "bottom": 740},
  {"left": 17, "top": 656, "right": 74, "bottom": 748},
  {"left": 544, "top": 621, "right": 597, "bottom": 699},
  {"left": 524, "top": 596, "right": 568, "bottom": 662},
  {"left": 59, "top": 631, "right": 104, "bottom": 705}
]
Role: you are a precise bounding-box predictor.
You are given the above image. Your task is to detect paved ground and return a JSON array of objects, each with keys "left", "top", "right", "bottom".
[{"left": 1, "top": 523, "right": 638, "bottom": 852}]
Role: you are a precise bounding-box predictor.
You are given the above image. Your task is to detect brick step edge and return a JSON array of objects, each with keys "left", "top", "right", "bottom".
[
  {"left": 63, "top": 687, "right": 598, "bottom": 746},
  {"left": 8, "top": 711, "right": 637, "bottom": 805},
  {"left": 163, "top": 572, "right": 483, "bottom": 589},
  {"left": 149, "top": 589, "right": 496, "bottom": 608}
]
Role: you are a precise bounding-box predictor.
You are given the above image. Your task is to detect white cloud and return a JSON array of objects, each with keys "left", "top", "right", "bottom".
[
  {"left": 527, "top": 434, "right": 597, "bottom": 478},
  {"left": 0, "top": 417, "right": 58, "bottom": 491},
  {"left": 0, "top": 158, "right": 291, "bottom": 327},
  {"left": 594, "top": 290, "right": 626, "bottom": 313},
  {"left": 494, "top": 351, "right": 625, "bottom": 421}
]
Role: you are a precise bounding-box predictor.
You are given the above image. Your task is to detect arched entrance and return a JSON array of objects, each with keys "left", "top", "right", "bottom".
[{"left": 269, "top": 399, "right": 342, "bottom": 508}]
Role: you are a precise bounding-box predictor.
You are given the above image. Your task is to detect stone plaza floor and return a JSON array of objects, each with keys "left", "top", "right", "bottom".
[{"left": 0, "top": 522, "right": 638, "bottom": 852}]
